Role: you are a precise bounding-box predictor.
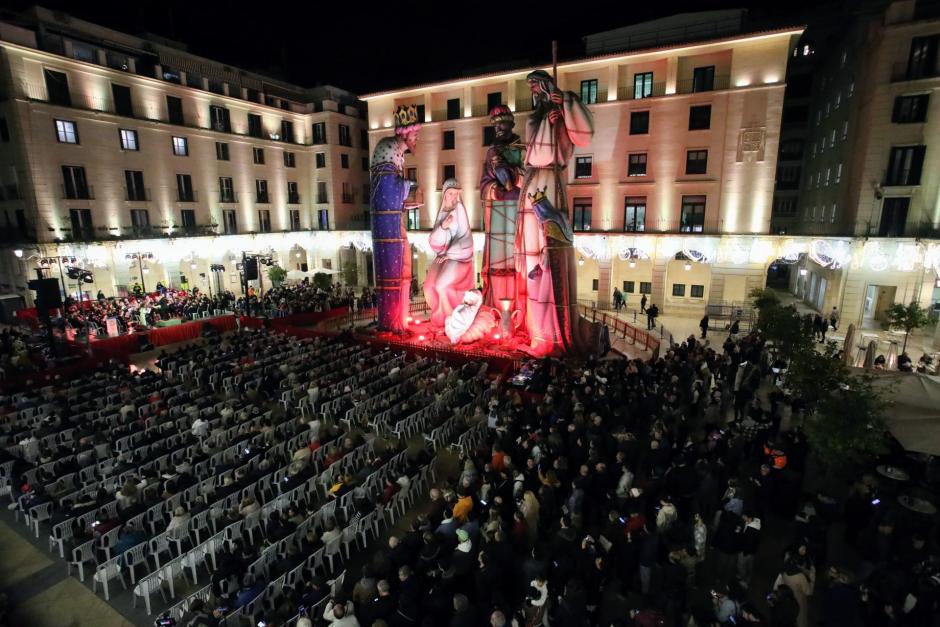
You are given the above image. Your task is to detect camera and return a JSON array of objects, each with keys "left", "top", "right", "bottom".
[
  {"left": 871, "top": 498, "right": 881, "bottom": 505},
  {"left": 155, "top": 613, "right": 176, "bottom": 627}
]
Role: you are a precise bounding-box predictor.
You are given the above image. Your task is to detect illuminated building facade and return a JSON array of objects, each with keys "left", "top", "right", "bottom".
[{"left": 0, "top": 7, "right": 372, "bottom": 300}]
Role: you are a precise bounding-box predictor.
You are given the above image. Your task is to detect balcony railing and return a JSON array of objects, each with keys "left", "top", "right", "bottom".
[
  {"left": 616, "top": 81, "right": 668, "bottom": 101},
  {"left": 287, "top": 192, "right": 301, "bottom": 204},
  {"left": 891, "top": 61, "right": 940, "bottom": 82},
  {"left": 675, "top": 74, "right": 731, "bottom": 94},
  {"left": 217, "top": 190, "right": 238, "bottom": 203},
  {"left": 317, "top": 195, "right": 328, "bottom": 204},
  {"left": 177, "top": 190, "right": 198, "bottom": 203},
  {"left": 61, "top": 184, "right": 94, "bottom": 200},
  {"left": 125, "top": 187, "right": 150, "bottom": 202}
]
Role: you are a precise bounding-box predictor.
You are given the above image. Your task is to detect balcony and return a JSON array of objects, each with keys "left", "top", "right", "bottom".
[
  {"left": 675, "top": 74, "right": 730, "bottom": 94},
  {"left": 256, "top": 193, "right": 270, "bottom": 204},
  {"left": 891, "top": 61, "right": 940, "bottom": 82},
  {"left": 177, "top": 223, "right": 219, "bottom": 237},
  {"left": 125, "top": 188, "right": 150, "bottom": 202},
  {"left": 217, "top": 190, "right": 239, "bottom": 204},
  {"left": 61, "top": 184, "right": 94, "bottom": 200},
  {"left": 617, "top": 81, "right": 668, "bottom": 101},
  {"left": 287, "top": 192, "right": 301, "bottom": 204},
  {"left": 177, "top": 190, "right": 198, "bottom": 203}
]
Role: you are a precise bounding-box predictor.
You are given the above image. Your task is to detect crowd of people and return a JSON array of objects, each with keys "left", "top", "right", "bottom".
[
  {"left": 239, "top": 281, "right": 377, "bottom": 318},
  {"left": 0, "top": 293, "right": 937, "bottom": 627}
]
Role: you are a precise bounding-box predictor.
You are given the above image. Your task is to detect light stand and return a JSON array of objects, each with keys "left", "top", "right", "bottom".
[
  {"left": 65, "top": 266, "right": 94, "bottom": 346},
  {"left": 124, "top": 251, "right": 154, "bottom": 294}
]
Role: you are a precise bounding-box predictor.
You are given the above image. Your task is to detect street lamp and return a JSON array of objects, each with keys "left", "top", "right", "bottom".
[{"left": 125, "top": 251, "right": 154, "bottom": 293}]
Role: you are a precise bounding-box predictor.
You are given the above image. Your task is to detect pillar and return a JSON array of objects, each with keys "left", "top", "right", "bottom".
[
  {"left": 607, "top": 65, "right": 619, "bottom": 102},
  {"left": 596, "top": 260, "right": 612, "bottom": 308}
]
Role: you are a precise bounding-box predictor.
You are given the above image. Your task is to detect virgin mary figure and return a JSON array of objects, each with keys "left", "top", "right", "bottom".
[{"left": 423, "top": 178, "right": 475, "bottom": 327}]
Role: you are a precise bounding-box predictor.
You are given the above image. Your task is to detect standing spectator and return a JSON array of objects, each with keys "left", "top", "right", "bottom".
[
  {"left": 829, "top": 306, "right": 839, "bottom": 331},
  {"left": 646, "top": 304, "right": 658, "bottom": 330},
  {"left": 699, "top": 314, "right": 710, "bottom": 339},
  {"left": 640, "top": 293, "right": 648, "bottom": 313}
]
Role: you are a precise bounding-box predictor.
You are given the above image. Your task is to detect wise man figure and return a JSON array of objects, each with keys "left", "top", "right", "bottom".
[
  {"left": 480, "top": 104, "right": 525, "bottom": 309},
  {"left": 370, "top": 105, "right": 421, "bottom": 333},
  {"left": 424, "top": 178, "right": 474, "bottom": 327},
  {"left": 515, "top": 69, "right": 602, "bottom": 357}
]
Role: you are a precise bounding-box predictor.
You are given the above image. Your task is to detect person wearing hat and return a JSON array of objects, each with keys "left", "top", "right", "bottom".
[{"left": 424, "top": 178, "right": 475, "bottom": 327}]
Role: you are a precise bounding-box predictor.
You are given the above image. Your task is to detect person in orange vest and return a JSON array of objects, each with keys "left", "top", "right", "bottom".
[{"left": 763, "top": 440, "right": 787, "bottom": 469}]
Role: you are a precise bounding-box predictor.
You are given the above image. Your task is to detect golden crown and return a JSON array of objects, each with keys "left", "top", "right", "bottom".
[
  {"left": 528, "top": 187, "right": 548, "bottom": 204},
  {"left": 395, "top": 104, "right": 420, "bottom": 128}
]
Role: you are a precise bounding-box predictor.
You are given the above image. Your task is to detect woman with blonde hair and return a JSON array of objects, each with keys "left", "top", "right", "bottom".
[
  {"left": 521, "top": 490, "right": 540, "bottom": 546},
  {"left": 115, "top": 479, "right": 138, "bottom": 509},
  {"left": 238, "top": 495, "right": 260, "bottom": 516}
]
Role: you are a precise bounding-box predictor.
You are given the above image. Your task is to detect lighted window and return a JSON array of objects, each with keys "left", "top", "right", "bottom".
[
  {"left": 627, "top": 153, "right": 647, "bottom": 177},
  {"left": 172, "top": 136, "right": 188, "bottom": 156},
  {"left": 623, "top": 197, "right": 646, "bottom": 232},
  {"left": 580, "top": 79, "right": 598, "bottom": 104},
  {"left": 55, "top": 119, "right": 78, "bottom": 144},
  {"left": 634, "top": 72, "right": 653, "bottom": 99},
  {"left": 572, "top": 198, "right": 592, "bottom": 231},
  {"left": 835, "top": 163, "right": 842, "bottom": 183},
  {"left": 680, "top": 195, "right": 706, "bottom": 232},
  {"left": 574, "top": 156, "right": 593, "bottom": 179},
  {"left": 119, "top": 129, "right": 138, "bottom": 151}
]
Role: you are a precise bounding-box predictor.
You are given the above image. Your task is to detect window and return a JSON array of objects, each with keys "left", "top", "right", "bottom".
[
  {"left": 880, "top": 197, "right": 910, "bottom": 237},
  {"left": 339, "top": 124, "right": 351, "bottom": 147},
  {"left": 315, "top": 153, "right": 326, "bottom": 168},
  {"left": 830, "top": 203, "right": 837, "bottom": 223},
  {"left": 634, "top": 72, "right": 653, "bottom": 99},
  {"left": 672, "top": 283, "right": 686, "bottom": 297},
  {"left": 685, "top": 150, "right": 708, "bottom": 175},
  {"left": 284, "top": 151, "right": 296, "bottom": 168},
  {"left": 181, "top": 209, "right": 196, "bottom": 229},
  {"left": 176, "top": 174, "right": 194, "bottom": 202},
  {"left": 222, "top": 209, "right": 237, "bottom": 234},
  {"left": 69, "top": 208, "right": 93, "bottom": 240},
  {"left": 0, "top": 118, "right": 8, "bottom": 142},
  {"left": 907, "top": 35, "right": 939, "bottom": 80},
  {"left": 166, "top": 96, "right": 183, "bottom": 125},
  {"left": 443, "top": 130, "right": 455, "bottom": 150},
  {"left": 680, "top": 195, "right": 706, "bottom": 232},
  {"left": 574, "top": 156, "right": 593, "bottom": 179},
  {"left": 416, "top": 104, "right": 426, "bottom": 123},
  {"left": 280, "top": 120, "right": 295, "bottom": 143},
  {"left": 341, "top": 154, "right": 349, "bottom": 169},
  {"left": 572, "top": 198, "right": 592, "bottom": 231},
  {"left": 407, "top": 208, "right": 420, "bottom": 230},
  {"left": 893, "top": 94, "right": 929, "bottom": 123},
  {"left": 318, "top": 209, "right": 330, "bottom": 230},
  {"left": 317, "top": 182, "right": 327, "bottom": 204},
  {"left": 630, "top": 111, "right": 649, "bottom": 134},
  {"left": 690, "top": 285, "right": 705, "bottom": 298},
  {"left": 885, "top": 146, "right": 926, "bottom": 185},
  {"left": 360, "top": 129, "right": 369, "bottom": 149},
  {"left": 443, "top": 164, "right": 456, "bottom": 181},
  {"left": 255, "top": 179, "right": 269, "bottom": 203},
  {"left": 834, "top": 92, "right": 841, "bottom": 110},
  {"left": 112, "top": 84, "right": 132, "bottom": 116},
  {"left": 841, "top": 120, "right": 848, "bottom": 139},
  {"left": 342, "top": 182, "right": 354, "bottom": 203},
  {"left": 287, "top": 181, "right": 300, "bottom": 204},
  {"left": 689, "top": 105, "right": 712, "bottom": 130},
  {"left": 627, "top": 153, "right": 647, "bottom": 177},
  {"left": 257, "top": 209, "right": 272, "bottom": 233},
  {"left": 209, "top": 105, "right": 231, "bottom": 132},
  {"left": 777, "top": 165, "right": 801, "bottom": 190},
  {"left": 623, "top": 281, "right": 635, "bottom": 293},
  {"left": 835, "top": 163, "right": 842, "bottom": 183},
  {"left": 250, "top": 146, "right": 264, "bottom": 164},
  {"left": 592, "top": 279, "right": 599, "bottom": 291},
  {"left": 487, "top": 92, "right": 503, "bottom": 111},
  {"left": 289, "top": 209, "right": 301, "bottom": 231},
  {"left": 62, "top": 166, "right": 89, "bottom": 199},
  {"left": 848, "top": 80, "right": 854, "bottom": 97},
  {"left": 163, "top": 68, "right": 182, "bottom": 84},
  {"left": 172, "top": 136, "right": 188, "bottom": 156},
  {"left": 773, "top": 197, "right": 796, "bottom": 216},
  {"left": 247, "top": 114, "right": 263, "bottom": 138},
  {"left": 483, "top": 126, "right": 496, "bottom": 146},
  {"left": 446, "top": 98, "right": 461, "bottom": 120},
  {"left": 119, "top": 129, "right": 138, "bottom": 151},
  {"left": 692, "top": 65, "right": 716, "bottom": 92},
  {"left": 312, "top": 122, "right": 327, "bottom": 144},
  {"left": 216, "top": 142, "right": 229, "bottom": 161},
  {"left": 44, "top": 69, "right": 71, "bottom": 106},
  {"left": 406, "top": 168, "right": 417, "bottom": 182},
  {"left": 219, "top": 177, "right": 235, "bottom": 202},
  {"left": 639, "top": 282, "right": 652, "bottom": 294},
  {"left": 55, "top": 119, "right": 78, "bottom": 144},
  {"left": 130, "top": 209, "right": 150, "bottom": 230},
  {"left": 125, "top": 170, "right": 146, "bottom": 201},
  {"left": 830, "top": 129, "right": 836, "bottom": 146},
  {"left": 362, "top": 157, "right": 369, "bottom": 171},
  {"left": 580, "top": 79, "right": 598, "bottom": 104},
  {"left": 623, "top": 197, "right": 646, "bottom": 232},
  {"left": 72, "top": 43, "right": 95, "bottom": 63},
  {"left": 811, "top": 142, "right": 817, "bottom": 158}
]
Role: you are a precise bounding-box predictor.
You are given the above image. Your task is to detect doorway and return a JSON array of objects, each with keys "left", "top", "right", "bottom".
[{"left": 863, "top": 285, "right": 897, "bottom": 323}]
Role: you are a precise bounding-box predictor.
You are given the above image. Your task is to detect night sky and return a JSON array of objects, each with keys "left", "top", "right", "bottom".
[{"left": 7, "top": 0, "right": 834, "bottom": 94}]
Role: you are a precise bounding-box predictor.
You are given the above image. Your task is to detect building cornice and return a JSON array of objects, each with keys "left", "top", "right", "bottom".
[{"left": 361, "top": 26, "right": 805, "bottom": 100}]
